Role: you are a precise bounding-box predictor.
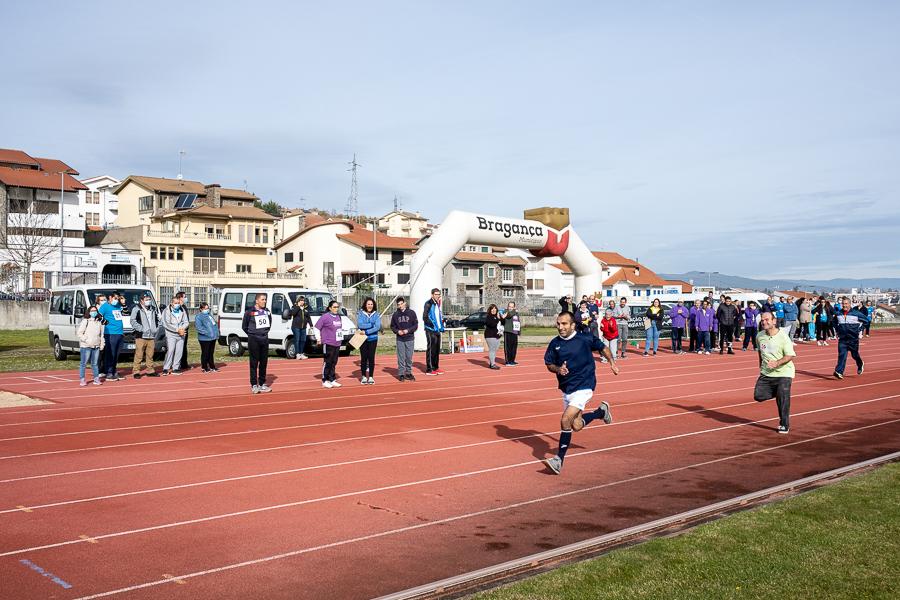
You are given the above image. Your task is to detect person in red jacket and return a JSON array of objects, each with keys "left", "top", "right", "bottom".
[{"left": 599, "top": 308, "right": 619, "bottom": 363}]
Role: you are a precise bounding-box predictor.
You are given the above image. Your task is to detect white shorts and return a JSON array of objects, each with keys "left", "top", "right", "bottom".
[{"left": 562, "top": 389, "right": 594, "bottom": 412}]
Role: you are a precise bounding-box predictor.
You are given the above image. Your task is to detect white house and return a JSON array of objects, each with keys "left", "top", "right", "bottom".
[
  {"left": 377, "top": 210, "right": 432, "bottom": 239},
  {"left": 78, "top": 175, "right": 120, "bottom": 229}
]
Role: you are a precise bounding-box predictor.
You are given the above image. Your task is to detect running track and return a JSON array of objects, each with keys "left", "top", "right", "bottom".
[{"left": 0, "top": 332, "right": 897, "bottom": 599}]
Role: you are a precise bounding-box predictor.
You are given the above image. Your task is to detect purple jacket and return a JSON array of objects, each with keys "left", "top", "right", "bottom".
[
  {"left": 669, "top": 304, "right": 689, "bottom": 328},
  {"left": 314, "top": 313, "right": 344, "bottom": 347},
  {"left": 695, "top": 307, "right": 715, "bottom": 332},
  {"left": 744, "top": 307, "right": 760, "bottom": 328}
]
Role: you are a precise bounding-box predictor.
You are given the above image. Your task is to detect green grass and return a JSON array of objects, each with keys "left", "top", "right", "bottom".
[{"left": 474, "top": 463, "right": 900, "bottom": 600}]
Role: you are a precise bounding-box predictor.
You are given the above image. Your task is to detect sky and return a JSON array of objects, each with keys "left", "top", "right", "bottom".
[{"left": 2, "top": 1, "right": 899, "bottom": 280}]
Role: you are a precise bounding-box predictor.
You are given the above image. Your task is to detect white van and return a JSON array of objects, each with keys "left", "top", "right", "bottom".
[
  {"left": 215, "top": 286, "right": 357, "bottom": 358},
  {"left": 48, "top": 284, "right": 165, "bottom": 361}
]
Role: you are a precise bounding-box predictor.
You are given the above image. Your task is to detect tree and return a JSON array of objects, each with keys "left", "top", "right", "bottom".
[
  {"left": 0, "top": 262, "right": 20, "bottom": 292},
  {"left": 2, "top": 209, "right": 58, "bottom": 290},
  {"left": 254, "top": 199, "right": 284, "bottom": 217}
]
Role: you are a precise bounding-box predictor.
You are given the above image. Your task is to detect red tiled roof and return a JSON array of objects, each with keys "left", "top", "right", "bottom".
[
  {"left": 0, "top": 148, "right": 40, "bottom": 168},
  {"left": 115, "top": 175, "right": 207, "bottom": 195},
  {"left": 34, "top": 157, "right": 78, "bottom": 175},
  {"left": 603, "top": 265, "right": 667, "bottom": 287},
  {"left": 454, "top": 251, "right": 502, "bottom": 263},
  {"left": 777, "top": 290, "right": 818, "bottom": 300},
  {"left": 274, "top": 218, "right": 355, "bottom": 249},
  {"left": 0, "top": 166, "right": 87, "bottom": 191},
  {"left": 337, "top": 227, "right": 418, "bottom": 250},
  {"left": 158, "top": 204, "right": 275, "bottom": 222},
  {"left": 498, "top": 255, "right": 527, "bottom": 266},
  {"left": 592, "top": 251, "right": 640, "bottom": 267}
]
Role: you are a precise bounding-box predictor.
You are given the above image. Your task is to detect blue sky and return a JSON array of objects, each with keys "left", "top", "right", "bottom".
[{"left": 2, "top": 1, "right": 899, "bottom": 279}]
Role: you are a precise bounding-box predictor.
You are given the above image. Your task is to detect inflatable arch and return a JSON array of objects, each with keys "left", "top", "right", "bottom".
[{"left": 409, "top": 208, "right": 601, "bottom": 350}]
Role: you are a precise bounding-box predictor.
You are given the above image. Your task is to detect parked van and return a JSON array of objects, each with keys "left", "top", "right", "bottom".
[
  {"left": 48, "top": 284, "right": 165, "bottom": 361},
  {"left": 215, "top": 286, "right": 357, "bottom": 358}
]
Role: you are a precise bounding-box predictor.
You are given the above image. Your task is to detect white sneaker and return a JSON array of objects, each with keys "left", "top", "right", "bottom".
[
  {"left": 259, "top": 384, "right": 272, "bottom": 393},
  {"left": 299, "top": 354, "right": 308, "bottom": 360},
  {"left": 295, "top": 354, "right": 302, "bottom": 360},
  {"left": 251, "top": 385, "right": 260, "bottom": 394},
  {"left": 704, "top": 351, "right": 711, "bottom": 355},
  {"left": 322, "top": 381, "right": 333, "bottom": 389},
  {"left": 368, "top": 377, "right": 375, "bottom": 384},
  {"left": 80, "top": 378, "right": 87, "bottom": 387},
  {"left": 360, "top": 377, "right": 368, "bottom": 385},
  {"left": 331, "top": 380, "right": 342, "bottom": 388},
  {"left": 824, "top": 341, "right": 829, "bottom": 346}
]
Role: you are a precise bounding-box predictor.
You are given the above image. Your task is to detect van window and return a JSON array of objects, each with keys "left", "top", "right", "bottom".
[
  {"left": 289, "top": 292, "right": 332, "bottom": 315},
  {"left": 50, "top": 293, "right": 63, "bottom": 314},
  {"left": 223, "top": 293, "right": 243, "bottom": 314},
  {"left": 59, "top": 291, "right": 75, "bottom": 316},
  {"left": 74, "top": 291, "right": 87, "bottom": 314},
  {"left": 270, "top": 293, "right": 286, "bottom": 315},
  {"left": 244, "top": 292, "right": 269, "bottom": 311}
]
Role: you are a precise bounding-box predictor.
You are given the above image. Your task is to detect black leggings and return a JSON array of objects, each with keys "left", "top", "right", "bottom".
[
  {"left": 359, "top": 339, "right": 377, "bottom": 376},
  {"left": 199, "top": 340, "right": 216, "bottom": 370},
  {"left": 425, "top": 330, "right": 441, "bottom": 372},
  {"left": 503, "top": 332, "right": 518, "bottom": 363},
  {"left": 816, "top": 321, "right": 828, "bottom": 341},
  {"left": 323, "top": 344, "right": 340, "bottom": 382},
  {"left": 743, "top": 326, "right": 758, "bottom": 350},
  {"left": 754, "top": 375, "right": 792, "bottom": 429},
  {"left": 248, "top": 335, "right": 268, "bottom": 386},
  {"left": 671, "top": 327, "right": 683, "bottom": 352}
]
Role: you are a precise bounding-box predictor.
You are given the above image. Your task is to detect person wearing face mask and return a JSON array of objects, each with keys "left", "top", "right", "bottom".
[
  {"left": 130, "top": 293, "right": 160, "bottom": 379},
  {"left": 94, "top": 294, "right": 109, "bottom": 375},
  {"left": 315, "top": 300, "right": 344, "bottom": 388},
  {"left": 161, "top": 295, "right": 189, "bottom": 376},
  {"left": 289, "top": 296, "right": 313, "bottom": 360},
  {"left": 175, "top": 291, "right": 192, "bottom": 371},
  {"left": 98, "top": 292, "right": 126, "bottom": 381},
  {"left": 242, "top": 293, "right": 272, "bottom": 393},
  {"left": 194, "top": 302, "right": 220, "bottom": 373},
  {"left": 77, "top": 304, "right": 105, "bottom": 386}
]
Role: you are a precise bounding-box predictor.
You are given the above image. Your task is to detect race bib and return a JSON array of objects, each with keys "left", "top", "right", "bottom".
[
  {"left": 512, "top": 320, "right": 521, "bottom": 332},
  {"left": 306, "top": 326, "right": 315, "bottom": 335},
  {"left": 112, "top": 309, "right": 123, "bottom": 321},
  {"left": 336, "top": 328, "right": 344, "bottom": 338},
  {"left": 254, "top": 313, "right": 271, "bottom": 329}
]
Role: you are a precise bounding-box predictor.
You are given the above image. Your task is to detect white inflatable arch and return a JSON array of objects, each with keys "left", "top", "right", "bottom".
[{"left": 410, "top": 209, "right": 600, "bottom": 350}]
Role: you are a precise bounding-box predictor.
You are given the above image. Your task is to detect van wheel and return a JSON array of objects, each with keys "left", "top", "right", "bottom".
[
  {"left": 228, "top": 336, "right": 245, "bottom": 357},
  {"left": 285, "top": 341, "right": 297, "bottom": 360},
  {"left": 53, "top": 338, "right": 68, "bottom": 361}
]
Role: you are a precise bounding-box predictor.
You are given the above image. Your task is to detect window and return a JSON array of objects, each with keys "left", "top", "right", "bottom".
[
  {"left": 323, "top": 262, "right": 335, "bottom": 286},
  {"left": 193, "top": 248, "right": 225, "bottom": 273},
  {"left": 238, "top": 225, "right": 246, "bottom": 243},
  {"left": 398, "top": 273, "right": 410, "bottom": 284},
  {"left": 150, "top": 247, "right": 158, "bottom": 260},
  {"left": 270, "top": 293, "right": 286, "bottom": 316},
  {"left": 236, "top": 264, "right": 252, "bottom": 273},
  {"left": 502, "top": 268, "right": 513, "bottom": 282},
  {"left": 527, "top": 278, "right": 544, "bottom": 290},
  {"left": 462, "top": 267, "right": 470, "bottom": 277},
  {"left": 254, "top": 226, "right": 269, "bottom": 244},
  {"left": 502, "top": 288, "right": 514, "bottom": 298},
  {"left": 633, "top": 290, "right": 640, "bottom": 297},
  {"left": 391, "top": 250, "right": 404, "bottom": 264},
  {"left": 85, "top": 212, "right": 100, "bottom": 226},
  {"left": 159, "top": 286, "right": 174, "bottom": 303},
  {"left": 481, "top": 246, "right": 489, "bottom": 253},
  {"left": 284, "top": 252, "right": 294, "bottom": 263},
  {"left": 365, "top": 248, "right": 376, "bottom": 261},
  {"left": 606, "top": 289, "right": 613, "bottom": 297},
  {"left": 223, "top": 292, "right": 243, "bottom": 314},
  {"left": 193, "top": 286, "right": 208, "bottom": 308},
  {"left": 487, "top": 266, "right": 495, "bottom": 278},
  {"left": 297, "top": 252, "right": 304, "bottom": 262},
  {"left": 176, "top": 247, "right": 183, "bottom": 260},
  {"left": 167, "top": 247, "right": 175, "bottom": 260},
  {"left": 86, "top": 191, "right": 100, "bottom": 204},
  {"left": 139, "top": 196, "right": 153, "bottom": 212}
]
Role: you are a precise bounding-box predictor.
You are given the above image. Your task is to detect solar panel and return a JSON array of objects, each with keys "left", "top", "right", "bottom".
[
  {"left": 174, "top": 194, "right": 188, "bottom": 209},
  {"left": 174, "top": 193, "right": 197, "bottom": 209}
]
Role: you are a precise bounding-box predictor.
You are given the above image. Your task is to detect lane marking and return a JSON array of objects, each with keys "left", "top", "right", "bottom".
[
  {"left": 3, "top": 394, "right": 896, "bottom": 558},
  {"left": 66, "top": 418, "right": 900, "bottom": 600},
  {"left": 78, "top": 535, "right": 98, "bottom": 544},
  {"left": 16, "top": 505, "right": 32, "bottom": 513}
]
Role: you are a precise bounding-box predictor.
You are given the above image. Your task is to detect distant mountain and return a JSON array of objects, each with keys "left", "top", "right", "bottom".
[{"left": 659, "top": 271, "right": 900, "bottom": 293}]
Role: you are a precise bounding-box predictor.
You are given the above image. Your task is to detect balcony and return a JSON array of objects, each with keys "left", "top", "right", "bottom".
[{"left": 145, "top": 228, "right": 266, "bottom": 247}]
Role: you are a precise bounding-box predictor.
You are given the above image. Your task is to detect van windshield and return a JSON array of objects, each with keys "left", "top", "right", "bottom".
[
  {"left": 287, "top": 292, "right": 334, "bottom": 316},
  {"left": 87, "top": 289, "right": 156, "bottom": 315}
]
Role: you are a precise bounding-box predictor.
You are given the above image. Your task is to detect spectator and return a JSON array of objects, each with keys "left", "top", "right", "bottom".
[
  {"left": 289, "top": 296, "right": 313, "bottom": 360},
  {"left": 813, "top": 297, "right": 833, "bottom": 345},
  {"left": 742, "top": 301, "right": 761, "bottom": 351},
  {"left": 175, "top": 291, "right": 192, "bottom": 371},
  {"left": 688, "top": 299, "right": 702, "bottom": 353},
  {"left": 558, "top": 294, "right": 575, "bottom": 314},
  {"left": 643, "top": 298, "right": 664, "bottom": 357},
  {"left": 423, "top": 288, "right": 445, "bottom": 376},
  {"left": 242, "top": 293, "right": 272, "bottom": 393},
  {"left": 315, "top": 300, "right": 344, "bottom": 388},
  {"left": 484, "top": 304, "right": 502, "bottom": 370},
  {"left": 761, "top": 295, "right": 777, "bottom": 315},
  {"left": 716, "top": 296, "right": 740, "bottom": 355},
  {"left": 613, "top": 297, "right": 630, "bottom": 359},
  {"left": 783, "top": 297, "right": 799, "bottom": 341},
  {"left": 356, "top": 297, "right": 381, "bottom": 384},
  {"left": 587, "top": 296, "right": 600, "bottom": 338},
  {"left": 98, "top": 292, "right": 125, "bottom": 381},
  {"left": 600, "top": 308, "right": 619, "bottom": 361},
  {"left": 864, "top": 301, "right": 875, "bottom": 337},
  {"left": 774, "top": 296, "right": 786, "bottom": 327},
  {"left": 500, "top": 301, "right": 521, "bottom": 366},
  {"left": 695, "top": 299, "right": 714, "bottom": 354},
  {"left": 576, "top": 301, "right": 593, "bottom": 334},
  {"left": 162, "top": 295, "right": 189, "bottom": 376},
  {"left": 798, "top": 298, "right": 812, "bottom": 342},
  {"left": 77, "top": 304, "right": 104, "bottom": 386},
  {"left": 130, "top": 293, "right": 160, "bottom": 379},
  {"left": 195, "top": 302, "right": 219, "bottom": 373},
  {"left": 390, "top": 297, "right": 418, "bottom": 381},
  {"left": 668, "top": 300, "right": 689, "bottom": 354}
]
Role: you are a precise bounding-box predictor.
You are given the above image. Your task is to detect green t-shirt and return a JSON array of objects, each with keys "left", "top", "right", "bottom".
[{"left": 756, "top": 328, "right": 796, "bottom": 378}]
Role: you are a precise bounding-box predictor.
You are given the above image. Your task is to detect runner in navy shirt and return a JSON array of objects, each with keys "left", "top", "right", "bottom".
[{"left": 543, "top": 311, "right": 618, "bottom": 474}]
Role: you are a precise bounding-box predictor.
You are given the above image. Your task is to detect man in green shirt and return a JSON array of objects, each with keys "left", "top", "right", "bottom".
[{"left": 754, "top": 311, "right": 796, "bottom": 434}]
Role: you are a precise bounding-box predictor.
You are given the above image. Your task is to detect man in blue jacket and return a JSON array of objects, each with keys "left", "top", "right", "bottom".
[
  {"left": 98, "top": 292, "right": 125, "bottom": 381},
  {"left": 783, "top": 298, "right": 799, "bottom": 341},
  {"left": 832, "top": 297, "right": 868, "bottom": 380},
  {"left": 423, "top": 288, "right": 445, "bottom": 375}
]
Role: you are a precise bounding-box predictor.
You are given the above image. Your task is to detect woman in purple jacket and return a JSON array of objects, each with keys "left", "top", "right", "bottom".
[
  {"left": 668, "top": 301, "right": 689, "bottom": 354},
  {"left": 315, "top": 301, "right": 345, "bottom": 389},
  {"left": 695, "top": 300, "right": 715, "bottom": 354},
  {"left": 742, "top": 301, "right": 761, "bottom": 350}
]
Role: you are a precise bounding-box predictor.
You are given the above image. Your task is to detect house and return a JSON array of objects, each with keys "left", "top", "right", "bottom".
[
  {"left": 274, "top": 218, "right": 418, "bottom": 292},
  {"left": 78, "top": 175, "right": 120, "bottom": 230},
  {"left": 0, "top": 148, "right": 91, "bottom": 289},
  {"left": 377, "top": 210, "right": 432, "bottom": 239},
  {"left": 441, "top": 245, "right": 527, "bottom": 312},
  {"left": 593, "top": 251, "right": 669, "bottom": 300}
]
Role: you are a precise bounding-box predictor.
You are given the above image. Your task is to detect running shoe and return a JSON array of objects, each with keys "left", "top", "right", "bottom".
[
  {"left": 368, "top": 377, "right": 375, "bottom": 384},
  {"left": 425, "top": 371, "right": 437, "bottom": 376},
  {"left": 406, "top": 374, "right": 416, "bottom": 381},
  {"left": 600, "top": 401, "right": 612, "bottom": 425},
  {"left": 544, "top": 456, "right": 562, "bottom": 474},
  {"left": 92, "top": 379, "right": 102, "bottom": 385},
  {"left": 322, "top": 381, "right": 333, "bottom": 389},
  {"left": 360, "top": 377, "right": 368, "bottom": 385},
  {"left": 489, "top": 364, "right": 501, "bottom": 370},
  {"left": 858, "top": 362, "right": 864, "bottom": 375},
  {"left": 435, "top": 369, "right": 446, "bottom": 375},
  {"left": 80, "top": 378, "right": 87, "bottom": 387},
  {"left": 834, "top": 371, "right": 843, "bottom": 380},
  {"left": 777, "top": 425, "right": 789, "bottom": 434},
  {"left": 171, "top": 370, "right": 182, "bottom": 376},
  {"left": 251, "top": 385, "right": 260, "bottom": 394},
  {"left": 331, "top": 381, "right": 343, "bottom": 388},
  {"left": 259, "top": 384, "right": 272, "bottom": 393}
]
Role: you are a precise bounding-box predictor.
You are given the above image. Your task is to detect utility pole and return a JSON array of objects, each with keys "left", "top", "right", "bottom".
[
  {"left": 345, "top": 154, "right": 359, "bottom": 222},
  {"left": 58, "top": 171, "right": 64, "bottom": 287}
]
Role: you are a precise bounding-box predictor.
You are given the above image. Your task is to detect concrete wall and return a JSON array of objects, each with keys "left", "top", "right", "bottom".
[{"left": 0, "top": 301, "right": 48, "bottom": 329}]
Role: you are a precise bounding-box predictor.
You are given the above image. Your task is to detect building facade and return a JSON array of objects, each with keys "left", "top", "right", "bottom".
[{"left": 78, "top": 175, "right": 120, "bottom": 230}]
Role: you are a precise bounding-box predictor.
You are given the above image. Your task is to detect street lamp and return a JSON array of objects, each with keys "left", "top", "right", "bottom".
[
  {"left": 699, "top": 271, "right": 719, "bottom": 289},
  {"left": 58, "top": 171, "right": 65, "bottom": 286}
]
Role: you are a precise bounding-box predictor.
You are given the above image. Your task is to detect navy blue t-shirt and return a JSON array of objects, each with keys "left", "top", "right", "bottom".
[{"left": 544, "top": 332, "right": 606, "bottom": 394}]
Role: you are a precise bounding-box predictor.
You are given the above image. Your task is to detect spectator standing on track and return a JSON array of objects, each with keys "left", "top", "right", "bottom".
[
  {"left": 576, "top": 301, "right": 593, "bottom": 334},
  {"left": 242, "top": 293, "right": 272, "bottom": 393},
  {"left": 423, "top": 288, "right": 445, "bottom": 376},
  {"left": 798, "top": 298, "right": 812, "bottom": 342},
  {"left": 688, "top": 299, "right": 701, "bottom": 353},
  {"left": 356, "top": 297, "right": 381, "bottom": 384},
  {"left": 94, "top": 294, "right": 108, "bottom": 376},
  {"left": 599, "top": 308, "right": 619, "bottom": 361},
  {"left": 195, "top": 302, "right": 219, "bottom": 373},
  {"left": 783, "top": 297, "right": 799, "bottom": 341},
  {"left": 559, "top": 294, "right": 575, "bottom": 314},
  {"left": 500, "top": 301, "right": 521, "bottom": 366},
  {"left": 315, "top": 300, "right": 344, "bottom": 388},
  {"left": 542, "top": 311, "right": 617, "bottom": 475},
  {"left": 130, "top": 292, "right": 160, "bottom": 379},
  {"left": 864, "top": 301, "right": 875, "bottom": 337},
  {"left": 484, "top": 304, "right": 502, "bottom": 370},
  {"left": 613, "top": 297, "right": 630, "bottom": 359},
  {"left": 587, "top": 296, "right": 600, "bottom": 338},
  {"left": 742, "top": 301, "right": 761, "bottom": 351},
  {"left": 754, "top": 311, "right": 796, "bottom": 434},
  {"left": 761, "top": 295, "right": 776, "bottom": 316},
  {"left": 825, "top": 299, "right": 838, "bottom": 340},
  {"left": 669, "top": 300, "right": 689, "bottom": 354},
  {"left": 289, "top": 296, "right": 313, "bottom": 360},
  {"left": 390, "top": 297, "right": 418, "bottom": 382},
  {"left": 813, "top": 297, "right": 832, "bottom": 345},
  {"left": 98, "top": 292, "right": 125, "bottom": 381},
  {"left": 832, "top": 296, "right": 868, "bottom": 380},
  {"left": 774, "top": 296, "right": 786, "bottom": 327},
  {"left": 175, "top": 291, "right": 192, "bottom": 371},
  {"left": 695, "top": 300, "right": 714, "bottom": 354},
  {"left": 161, "top": 295, "right": 189, "bottom": 377},
  {"left": 77, "top": 304, "right": 104, "bottom": 386},
  {"left": 643, "top": 298, "right": 664, "bottom": 356},
  {"left": 716, "top": 296, "right": 740, "bottom": 355}
]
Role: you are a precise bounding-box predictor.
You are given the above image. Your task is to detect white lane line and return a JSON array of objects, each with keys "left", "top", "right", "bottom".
[
  {"left": 0, "top": 351, "right": 879, "bottom": 428},
  {"left": 64, "top": 416, "right": 900, "bottom": 600},
  {"left": 21, "top": 377, "right": 51, "bottom": 384},
  {"left": 3, "top": 394, "right": 896, "bottom": 558}
]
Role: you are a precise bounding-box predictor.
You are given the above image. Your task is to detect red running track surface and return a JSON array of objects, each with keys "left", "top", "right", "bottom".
[{"left": 0, "top": 331, "right": 898, "bottom": 599}]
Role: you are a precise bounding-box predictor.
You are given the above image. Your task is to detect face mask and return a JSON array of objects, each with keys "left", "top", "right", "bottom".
[
  {"left": 99, "top": 299, "right": 107, "bottom": 305},
  {"left": 143, "top": 300, "right": 151, "bottom": 307},
  {"left": 90, "top": 311, "right": 98, "bottom": 318},
  {"left": 172, "top": 305, "right": 181, "bottom": 312},
  {"left": 110, "top": 299, "right": 119, "bottom": 306},
  {"left": 201, "top": 309, "right": 209, "bottom": 314}
]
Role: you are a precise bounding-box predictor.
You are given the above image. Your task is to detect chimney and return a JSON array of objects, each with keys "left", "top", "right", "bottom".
[
  {"left": 205, "top": 183, "right": 222, "bottom": 208},
  {"left": 635, "top": 266, "right": 640, "bottom": 277}
]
